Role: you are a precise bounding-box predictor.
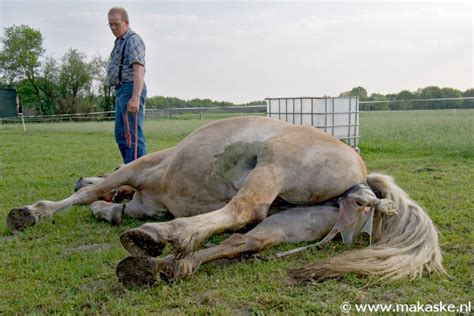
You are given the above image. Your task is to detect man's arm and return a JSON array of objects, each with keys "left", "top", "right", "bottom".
[{"left": 127, "top": 63, "right": 145, "bottom": 113}]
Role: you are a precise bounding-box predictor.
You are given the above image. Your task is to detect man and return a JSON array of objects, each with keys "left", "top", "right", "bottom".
[{"left": 107, "top": 7, "right": 147, "bottom": 163}]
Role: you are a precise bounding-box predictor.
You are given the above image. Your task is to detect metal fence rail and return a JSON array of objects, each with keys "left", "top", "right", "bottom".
[
  {"left": 146, "top": 105, "right": 265, "bottom": 118},
  {"left": 0, "top": 111, "right": 116, "bottom": 123},
  {"left": 0, "top": 105, "right": 266, "bottom": 124}
]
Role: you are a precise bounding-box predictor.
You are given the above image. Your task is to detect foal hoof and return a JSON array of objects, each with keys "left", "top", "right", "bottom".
[
  {"left": 110, "top": 204, "right": 125, "bottom": 226},
  {"left": 156, "top": 258, "right": 199, "bottom": 283},
  {"left": 116, "top": 256, "right": 157, "bottom": 289},
  {"left": 6, "top": 207, "right": 37, "bottom": 231},
  {"left": 120, "top": 227, "right": 165, "bottom": 257},
  {"left": 74, "top": 177, "right": 92, "bottom": 192}
]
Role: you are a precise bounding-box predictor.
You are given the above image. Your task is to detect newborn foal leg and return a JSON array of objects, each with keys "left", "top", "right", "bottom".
[
  {"left": 91, "top": 192, "right": 169, "bottom": 231},
  {"left": 116, "top": 204, "right": 339, "bottom": 288}
]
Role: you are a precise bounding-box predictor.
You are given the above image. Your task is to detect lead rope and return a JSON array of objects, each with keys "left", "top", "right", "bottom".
[{"left": 124, "top": 111, "right": 139, "bottom": 161}]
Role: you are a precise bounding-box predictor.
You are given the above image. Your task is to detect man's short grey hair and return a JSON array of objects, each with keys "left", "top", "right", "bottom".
[{"left": 108, "top": 7, "right": 129, "bottom": 23}]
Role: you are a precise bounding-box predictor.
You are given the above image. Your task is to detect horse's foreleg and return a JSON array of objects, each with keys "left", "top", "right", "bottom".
[
  {"left": 116, "top": 204, "right": 340, "bottom": 288},
  {"left": 120, "top": 164, "right": 285, "bottom": 258}
]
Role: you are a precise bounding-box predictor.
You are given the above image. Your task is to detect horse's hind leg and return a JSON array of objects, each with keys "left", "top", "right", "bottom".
[
  {"left": 7, "top": 170, "right": 129, "bottom": 231},
  {"left": 6, "top": 149, "right": 173, "bottom": 231},
  {"left": 117, "top": 204, "right": 339, "bottom": 288},
  {"left": 120, "top": 164, "right": 285, "bottom": 258}
]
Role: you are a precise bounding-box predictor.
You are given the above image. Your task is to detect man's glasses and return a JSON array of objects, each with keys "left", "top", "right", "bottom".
[{"left": 108, "top": 22, "right": 124, "bottom": 28}]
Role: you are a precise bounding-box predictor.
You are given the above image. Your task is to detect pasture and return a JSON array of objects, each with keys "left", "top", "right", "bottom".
[{"left": 0, "top": 110, "right": 473, "bottom": 314}]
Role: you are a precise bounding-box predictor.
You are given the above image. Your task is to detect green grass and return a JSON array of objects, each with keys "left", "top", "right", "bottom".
[{"left": 0, "top": 110, "right": 473, "bottom": 314}]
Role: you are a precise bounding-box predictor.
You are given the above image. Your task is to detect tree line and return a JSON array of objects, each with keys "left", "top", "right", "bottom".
[
  {"left": 0, "top": 25, "right": 113, "bottom": 115},
  {"left": 340, "top": 86, "right": 473, "bottom": 110},
  {"left": 1, "top": 25, "right": 472, "bottom": 115},
  {"left": 146, "top": 96, "right": 265, "bottom": 109}
]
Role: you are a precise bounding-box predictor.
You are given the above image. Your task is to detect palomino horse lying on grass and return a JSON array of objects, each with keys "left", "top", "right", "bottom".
[{"left": 7, "top": 116, "right": 447, "bottom": 288}]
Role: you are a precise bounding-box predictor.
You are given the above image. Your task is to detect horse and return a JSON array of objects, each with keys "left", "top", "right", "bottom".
[{"left": 7, "top": 116, "right": 447, "bottom": 288}]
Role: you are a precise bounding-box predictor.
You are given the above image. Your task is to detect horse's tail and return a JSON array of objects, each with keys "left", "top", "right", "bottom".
[{"left": 290, "top": 173, "right": 448, "bottom": 282}]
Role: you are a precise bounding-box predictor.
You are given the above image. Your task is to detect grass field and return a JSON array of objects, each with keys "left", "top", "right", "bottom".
[{"left": 0, "top": 110, "right": 473, "bottom": 314}]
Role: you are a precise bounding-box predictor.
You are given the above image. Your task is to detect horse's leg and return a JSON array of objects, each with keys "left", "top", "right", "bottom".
[
  {"left": 90, "top": 201, "right": 125, "bottom": 225},
  {"left": 91, "top": 191, "right": 169, "bottom": 226},
  {"left": 74, "top": 176, "right": 105, "bottom": 191},
  {"left": 116, "top": 204, "right": 339, "bottom": 288},
  {"left": 6, "top": 149, "right": 173, "bottom": 231},
  {"left": 74, "top": 170, "right": 136, "bottom": 203},
  {"left": 120, "top": 164, "right": 285, "bottom": 258},
  {"left": 76, "top": 180, "right": 136, "bottom": 203}
]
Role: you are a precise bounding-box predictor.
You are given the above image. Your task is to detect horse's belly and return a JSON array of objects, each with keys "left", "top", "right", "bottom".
[{"left": 161, "top": 141, "right": 265, "bottom": 216}]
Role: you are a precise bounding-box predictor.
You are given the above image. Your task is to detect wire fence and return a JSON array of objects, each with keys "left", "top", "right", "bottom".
[
  {"left": 1, "top": 97, "right": 473, "bottom": 124},
  {"left": 0, "top": 105, "right": 265, "bottom": 124}
]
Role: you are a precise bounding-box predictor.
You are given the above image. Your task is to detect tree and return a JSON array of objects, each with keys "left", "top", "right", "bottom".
[
  {"left": 16, "top": 79, "right": 39, "bottom": 112},
  {"left": 339, "top": 86, "right": 368, "bottom": 101},
  {"left": 0, "top": 24, "right": 45, "bottom": 110},
  {"left": 462, "top": 88, "right": 474, "bottom": 109},
  {"left": 58, "top": 48, "right": 93, "bottom": 113},
  {"left": 0, "top": 25, "right": 44, "bottom": 83},
  {"left": 417, "top": 86, "right": 443, "bottom": 109},
  {"left": 367, "top": 93, "right": 389, "bottom": 111},
  {"left": 243, "top": 100, "right": 266, "bottom": 106},
  {"left": 14, "top": 58, "right": 61, "bottom": 115},
  {"left": 37, "top": 56, "right": 61, "bottom": 114},
  {"left": 89, "top": 56, "right": 114, "bottom": 112},
  {"left": 397, "top": 90, "right": 415, "bottom": 110},
  {"left": 440, "top": 87, "right": 462, "bottom": 109}
]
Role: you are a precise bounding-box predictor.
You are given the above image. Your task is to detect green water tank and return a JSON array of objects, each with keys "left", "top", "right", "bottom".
[{"left": 0, "top": 88, "right": 18, "bottom": 118}]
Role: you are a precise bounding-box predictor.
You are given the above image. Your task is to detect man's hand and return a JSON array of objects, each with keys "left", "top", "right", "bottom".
[{"left": 127, "top": 95, "right": 140, "bottom": 113}]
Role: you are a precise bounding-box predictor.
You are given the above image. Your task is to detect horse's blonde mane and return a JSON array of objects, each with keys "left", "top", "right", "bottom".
[{"left": 291, "top": 173, "right": 448, "bottom": 282}]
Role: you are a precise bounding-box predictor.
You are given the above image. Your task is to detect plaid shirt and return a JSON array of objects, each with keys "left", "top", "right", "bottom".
[{"left": 107, "top": 29, "right": 146, "bottom": 86}]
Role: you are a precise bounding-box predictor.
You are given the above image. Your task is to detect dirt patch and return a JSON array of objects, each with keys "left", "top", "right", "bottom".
[
  {"left": 67, "top": 243, "right": 111, "bottom": 253},
  {"left": 416, "top": 166, "right": 441, "bottom": 173},
  {"left": 232, "top": 307, "right": 252, "bottom": 316}
]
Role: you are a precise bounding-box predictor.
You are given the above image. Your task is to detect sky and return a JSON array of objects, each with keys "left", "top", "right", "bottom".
[{"left": 0, "top": 1, "right": 473, "bottom": 104}]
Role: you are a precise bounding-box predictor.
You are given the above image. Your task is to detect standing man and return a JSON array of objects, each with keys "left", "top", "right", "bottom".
[{"left": 107, "top": 7, "right": 147, "bottom": 163}]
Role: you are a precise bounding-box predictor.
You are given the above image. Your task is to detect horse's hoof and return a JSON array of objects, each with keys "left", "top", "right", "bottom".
[
  {"left": 112, "top": 186, "right": 136, "bottom": 203},
  {"left": 155, "top": 259, "right": 179, "bottom": 283},
  {"left": 73, "top": 177, "right": 90, "bottom": 192},
  {"left": 120, "top": 227, "right": 165, "bottom": 257},
  {"left": 110, "top": 204, "right": 125, "bottom": 226},
  {"left": 6, "top": 207, "right": 37, "bottom": 231},
  {"left": 116, "top": 256, "right": 158, "bottom": 289},
  {"left": 155, "top": 258, "right": 198, "bottom": 283}
]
